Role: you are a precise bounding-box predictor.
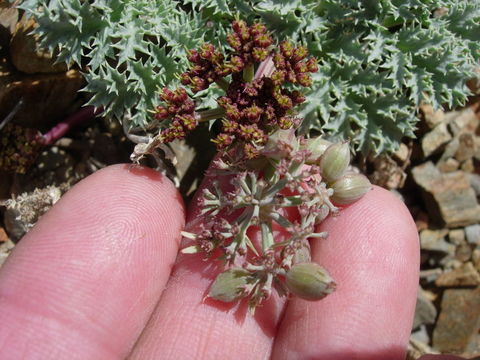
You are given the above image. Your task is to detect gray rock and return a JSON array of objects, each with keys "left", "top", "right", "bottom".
[
  {"left": 449, "top": 229, "right": 466, "bottom": 245},
  {"left": 413, "top": 287, "right": 437, "bottom": 329},
  {"left": 455, "top": 133, "right": 477, "bottom": 162},
  {"left": 422, "top": 122, "right": 452, "bottom": 158},
  {"left": 469, "top": 173, "right": 480, "bottom": 196},
  {"left": 446, "top": 108, "right": 479, "bottom": 136},
  {"left": 455, "top": 243, "right": 472, "bottom": 263},
  {"left": 420, "top": 229, "right": 454, "bottom": 255},
  {"left": 420, "top": 104, "right": 446, "bottom": 129},
  {"left": 420, "top": 268, "right": 443, "bottom": 283},
  {"left": 466, "top": 224, "right": 480, "bottom": 245},
  {"left": 437, "top": 158, "right": 459, "bottom": 173}
]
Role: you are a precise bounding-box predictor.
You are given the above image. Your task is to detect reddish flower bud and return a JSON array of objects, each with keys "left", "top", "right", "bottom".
[
  {"left": 306, "top": 57, "right": 318, "bottom": 72},
  {"left": 227, "top": 33, "right": 242, "bottom": 51},
  {"left": 296, "top": 73, "right": 312, "bottom": 87},
  {"left": 212, "top": 133, "right": 234, "bottom": 149},
  {"left": 279, "top": 116, "right": 294, "bottom": 129},
  {"left": 291, "top": 90, "right": 306, "bottom": 104},
  {"left": 243, "top": 105, "right": 263, "bottom": 123},
  {"left": 160, "top": 87, "right": 174, "bottom": 102},
  {"left": 254, "top": 33, "right": 272, "bottom": 48},
  {"left": 275, "top": 93, "right": 293, "bottom": 109},
  {"left": 252, "top": 47, "right": 269, "bottom": 62},
  {"left": 273, "top": 52, "right": 286, "bottom": 69},
  {"left": 292, "top": 46, "right": 308, "bottom": 62},
  {"left": 222, "top": 119, "right": 239, "bottom": 133},
  {"left": 187, "top": 49, "right": 200, "bottom": 63},
  {"left": 271, "top": 70, "right": 286, "bottom": 86},
  {"left": 249, "top": 22, "right": 267, "bottom": 36},
  {"left": 280, "top": 41, "right": 294, "bottom": 57},
  {"left": 154, "top": 106, "right": 169, "bottom": 120}
]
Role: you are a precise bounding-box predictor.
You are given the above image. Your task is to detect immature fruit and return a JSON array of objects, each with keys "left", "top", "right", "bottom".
[
  {"left": 303, "top": 137, "right": 332, "bottom": 164},
  {"left": 319, "top": 142, "right": 350, "bottom": 183},
  {"left": 331, "top": 173, "right": 372, "bottom": 205},
  {"left": 285, "top": 262, "right": 336, "bottom": 301},
  {"left": 208, "top": 268, "right": 251, "bottom": 302}
]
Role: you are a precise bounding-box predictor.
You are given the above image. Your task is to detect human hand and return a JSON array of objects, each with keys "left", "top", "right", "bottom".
[{"left": 0, "top": 164, "right": 421, "bottom": 359}]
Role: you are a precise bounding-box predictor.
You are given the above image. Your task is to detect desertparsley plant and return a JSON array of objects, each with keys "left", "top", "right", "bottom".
[
  {"left": 17, "top": 0, "right": 480, "bottom": 154},
  {"left": 145, "top": 20, "right": 372, "bottom": 312}
]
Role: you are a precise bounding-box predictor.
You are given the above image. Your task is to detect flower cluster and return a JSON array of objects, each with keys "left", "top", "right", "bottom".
[
  {"left": 180, "top": 43, "right": 229, "bottom": 93},
  {"left": 147, "top": 20, "right": 373, "bottom": 312},
  {"left": 182, "top": 130, "right": 371, "bottom": 311},
  {"left": 153, "top": 20, "right": 317, "bottom": 157},
  {"left": 154, "top": 88, "right": 197, "bottom": 143},
  {"left": 0, "top": 123, "right": 43, "bottom": 174},
  {"left": 226, "top": 20, "right": 272, "bottom": 65}
]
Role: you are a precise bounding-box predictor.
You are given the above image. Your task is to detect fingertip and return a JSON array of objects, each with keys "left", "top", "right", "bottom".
[
  {"left": 273, "top": 185, "right": 419, "bottom": 360},
  {"left": 0, "top": 164, "right": 186, "bottom": 359}
]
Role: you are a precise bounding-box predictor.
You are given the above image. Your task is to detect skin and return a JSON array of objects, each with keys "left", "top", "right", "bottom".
[{"left": 0, "top": 164, "right": 465, "bottom": 359}]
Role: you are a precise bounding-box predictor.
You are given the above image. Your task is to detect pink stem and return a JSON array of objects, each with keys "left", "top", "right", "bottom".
[{"left": 41, "top": 106, "right": 100, "bottom": 145}]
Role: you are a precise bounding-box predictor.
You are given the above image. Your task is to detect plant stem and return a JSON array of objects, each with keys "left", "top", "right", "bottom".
[
  {"left": 41, "top": 106, "right": 98, "bottom": 145},
  {"left": 243, "top": 64, "right": 255, "bottom": 82},
  {"left": 196, "top": 107, "right": 225, "bottom": 122}
]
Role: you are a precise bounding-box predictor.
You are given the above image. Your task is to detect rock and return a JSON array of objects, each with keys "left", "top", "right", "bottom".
[
  {"left": 413, "top": 287, "right": 437, "bottom": 329},
  {"left": 422, "top": 122, "right": 452, "bottom": 158},
  {"left": 437, "top": 158, "right": 459, "bottom": 173},
  {"left": 420, "top": 229, "right": 455, "bottom": 255},
  {"left": 420, "top": 268, "right": 443, "bottom": 283},
  {"left": 469, "top": 173, "right": 480, "bottom": 196},
  {"left": 475, "top": 136, "right": 480, "bottom": 162},
  {"left": 0, "top": 1, "right": 19, "bottom": 48},
  {"left": 465, "top": 224, "right": 480, "bottom": 245},
  {"left": 412, "top": 163, "right": 480, "bottom": 228},
  {"left": 411, "top": 325, "right": 431, "bottom": 345},
  {"left": 446, "top": 108, "right": 479, "bottom": 136},
  {"left": 435, "top": 262, "right": 480, "bottom": 287},
  {"left": 412, "top": 161, "right": 441, "bottom": 189},
  {"left": 368, "top": 154, "right": 406, "bottom": 189},
  {"left": 449, "top": 229, "right": 466, "bottom": 246},
  {"left": 433, "top": 287, "right": 480, "bottom": 354},
  {"left": 420, "top": 103, "right": 445, "bottom": 129},
  {"left": 10, "top": 16, "right": 68, "bottom": 74},
  {"left": 455, "top": 133, "right": 477, "bottom": 162},
  {"left": 455, "top": 243, "right": 472, "bottom": 263},
  {"left": 393, "top": 143, "right": 410, "bottom": 163},
  {"left": 407, "top": 337, "right": 439, "bottom": 360},
  {"left": 0, "top": 239, "right": 15, "bottom": 267},
  {"left": 473, "top": 248, "right": 480, "bottom": 272},
  {"left": 0, "top": 67, "right": 84, "bottom": 129},
  {"left": 460, "top": 158, "right": 474, "bottom": 173},
  {"left": 439, "top": 136, "right": 460, "bottom": 162},
  {"left": 440, "top": 257, "right": 463, "bottom": 270}
]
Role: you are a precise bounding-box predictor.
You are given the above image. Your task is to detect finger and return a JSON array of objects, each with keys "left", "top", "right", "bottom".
[
  {"left": 0, "top": 164, "right": 185, "bottom": 359},
  {"left": 272, "top": 186, "right": 419, "bottom": 360},
  {"left": 128, "top": 174, "right": 288, "bottom": 360}
]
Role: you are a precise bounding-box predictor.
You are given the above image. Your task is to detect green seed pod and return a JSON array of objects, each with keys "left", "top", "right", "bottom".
[
  {"left": 302, "top": 137, "right": 332, "bottom": 164},
  {"left": 285, "top": 262, "right": 336, "bottom": 301},
  {"left": 319, "top": 142, "right": 350, "bottom": 183},
  {"left": 331, "top": 173, "right": 371, "bottom": 205},
  {"left": 208, "top": 268, "right": 251, "bottom": 302}
]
